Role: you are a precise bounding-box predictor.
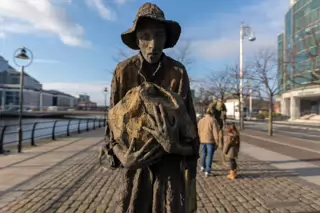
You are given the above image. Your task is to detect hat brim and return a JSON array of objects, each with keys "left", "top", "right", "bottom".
[{"left": 121, "top": 17, "right": 181, "bottom": 50}]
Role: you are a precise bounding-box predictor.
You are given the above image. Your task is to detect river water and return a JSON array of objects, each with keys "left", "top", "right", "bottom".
[{"left": 0, "top": 117, "right": 105, "bottom": 148}]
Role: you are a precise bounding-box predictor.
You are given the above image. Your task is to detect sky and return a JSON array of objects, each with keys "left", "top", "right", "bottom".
[{"left": 0, "top": 0, "right": 290, "bottom": 105}]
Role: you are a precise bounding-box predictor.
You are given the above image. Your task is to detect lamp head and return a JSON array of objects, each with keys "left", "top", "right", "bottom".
[
  {"left": 15, "top": 47, "right": 30, "bottom": 60},
  {"left": 248, "top": 31, "right": 256, "bottom": 42}
]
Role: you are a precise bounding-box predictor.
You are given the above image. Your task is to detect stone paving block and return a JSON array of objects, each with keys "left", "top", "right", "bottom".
[{"left": 0, "top": 146, "right": 320, "bottom": 213}]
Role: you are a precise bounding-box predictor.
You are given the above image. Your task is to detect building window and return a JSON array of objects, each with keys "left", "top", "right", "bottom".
[{"left": 5, "top": 91, "right": 19, "bottom": 106}]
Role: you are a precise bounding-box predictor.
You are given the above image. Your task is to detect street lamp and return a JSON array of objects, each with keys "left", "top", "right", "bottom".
[
  {"left": 240, "top": 23, "right": 256, "bottom": 130},
  {"left": 103, "top": 87, "right": 108, "bottom": 120},
  {"left": 13, "top": 47, "right": 33, "bottom": 153},
  {"left": 103, "top": 87, "right": 108, "bottom": 140}
]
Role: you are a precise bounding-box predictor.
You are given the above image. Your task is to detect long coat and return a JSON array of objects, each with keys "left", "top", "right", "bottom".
[
  {"left": 223, "top": 131, "right": 240, "bottom": 159},
  {"left": 108, "top": 53, "right": 199, "bottom": 213}
]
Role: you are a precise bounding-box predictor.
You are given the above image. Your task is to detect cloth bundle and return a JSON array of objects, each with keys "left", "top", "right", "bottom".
[{"left": 108, "top": 82, "right": 197, "bottom": 154}]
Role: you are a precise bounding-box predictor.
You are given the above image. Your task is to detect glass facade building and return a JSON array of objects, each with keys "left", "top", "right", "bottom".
[
  {"left": 277, "top": 0, "right": 320, "bottom": 120},
  {"left": 278, "top": 0, "right": 320, "bottom": 92}
]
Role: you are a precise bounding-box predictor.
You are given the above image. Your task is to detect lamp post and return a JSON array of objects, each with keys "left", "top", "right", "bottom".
[
  {"left": 103, "top": 87, "right": 108, "bottom": 120},
  {"left": 239, "top": 23, "right": 256, "bottom": 130},
  {"left": 103, "top": 87, "right": 108, "bottom": 140},
  {"left": 13, "top": 47, "right": 33, "bottom": 153}
]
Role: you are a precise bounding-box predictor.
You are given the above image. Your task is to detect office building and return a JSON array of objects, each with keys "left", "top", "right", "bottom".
[
  {"left": 0, "top": 56, "right": 77, "bottom": 110},
  {"left": 277, "top": 0, "right": 320, "bottom": 120}
]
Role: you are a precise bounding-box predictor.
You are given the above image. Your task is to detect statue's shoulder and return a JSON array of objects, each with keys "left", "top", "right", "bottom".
[
  {"left": 164, "top": 55, "right": 187, "bottom": 72},
  {"left": 114, "top": 54, "right": 140, "bottom": 75}
]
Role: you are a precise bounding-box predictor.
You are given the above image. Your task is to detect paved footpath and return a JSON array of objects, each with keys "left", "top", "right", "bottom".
[{"left": 0, "top": 129, "right": 320, "bottom": 213}]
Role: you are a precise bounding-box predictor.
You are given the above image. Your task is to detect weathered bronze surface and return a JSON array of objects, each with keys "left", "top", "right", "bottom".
[
  {"left": 104, "top": 3, "right": 199, "bottom": 212},
  {"left": 108, "top": 82, "right": 197, "bottom": 155}
]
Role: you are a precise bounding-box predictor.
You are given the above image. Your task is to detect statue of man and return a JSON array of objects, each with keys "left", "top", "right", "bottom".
[
  {"left": 210, "top": 98, "right": 227, "bottom": 163},
  {"left": 107, "top": 3, "right": 199, "bottom": 213}
]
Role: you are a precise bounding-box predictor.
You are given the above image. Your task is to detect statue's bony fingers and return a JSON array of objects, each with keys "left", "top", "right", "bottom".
[
  {"left": 127, "top": 137, "right": 136, "bottom": 153},
  {"left": 137, "top": 138, "right": 157, "bottom": 158},
  {"left": 178, "top": 77, "right": 183, "bottom": 95},
  {"left": 170, "top": 79, "right": 176, "bottom": 92},
  {"left": 153, "top": 105, "right": 162, "bottom": 131},
  {"left": 159, "top": 104, "right": 169, "bottom": 131},
  {"left": 142, "top": 126, "right": 157, "bottom": 137},
  {"left": 141, "top": 144, "right": 161, "bottom": 161},
  {"left": 146, "top": 114, "right": 156, "bottom": 128},
  {"left": 140, "top": 137, "right": 154, "bottom": 152}
]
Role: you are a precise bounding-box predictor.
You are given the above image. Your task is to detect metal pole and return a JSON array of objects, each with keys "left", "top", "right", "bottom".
[
  {"left": 249, "top": 79, "right": 252, "bottom": 118},
  {"left": 239, "top": 25, "right": 244, "bottom": 130},
  {"left": 39, "top": 89, "right": 43, "bottom": 111},
  {"left": 104, "top": 91, "right": 107, "bottom": 121},
  {"left": 18, "top": 66, "right": 24, "bottom": 153}
]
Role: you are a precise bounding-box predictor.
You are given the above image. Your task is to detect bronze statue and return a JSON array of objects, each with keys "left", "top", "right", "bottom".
[
  {"left": 210, "top": 99, "right": 227, "bottom": 164},
  {"left": 105, "top": 3, "right": 199, "bottom": 213},
  {"left": 223, "top": 122, "right": 240, "bottom": 180}
]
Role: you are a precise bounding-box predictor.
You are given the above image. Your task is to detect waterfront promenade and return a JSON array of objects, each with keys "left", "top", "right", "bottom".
[{"left": 1, "top": 128, "right": 320, "bottom": 213}]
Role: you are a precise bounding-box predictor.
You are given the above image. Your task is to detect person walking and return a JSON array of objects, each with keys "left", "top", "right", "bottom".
[
  {"left": 197, "top": 103, "right": 219, "bottom": 177},
  {"left": 223, "top": 122, "right": 240, "bottom": 180}
]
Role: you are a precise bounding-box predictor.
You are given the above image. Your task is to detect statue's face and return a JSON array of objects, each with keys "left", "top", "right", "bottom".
[{"left": 136, "top": 18, "right": 166, "bottom": 64}]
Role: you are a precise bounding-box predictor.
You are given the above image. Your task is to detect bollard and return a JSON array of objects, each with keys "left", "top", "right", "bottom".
[
  {"left": 0, "top": 125, "right": 8, "bottom": 154},
  {"left": 78, "top": 119, "right": 81, "bottom": 133},
  {"left": 52, "top": 120, "right": 58, "bottom": 140},
  {"left": 31, "top": 122, "right": 38, "bottom": 146},
  {"left": 66, "top": 120, "right": 72, "bottom": 136}
]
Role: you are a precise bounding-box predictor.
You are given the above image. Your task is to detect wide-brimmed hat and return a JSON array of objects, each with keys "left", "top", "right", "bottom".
[{"left": 121, "top": 3, "right": 181, "bottom": 50}]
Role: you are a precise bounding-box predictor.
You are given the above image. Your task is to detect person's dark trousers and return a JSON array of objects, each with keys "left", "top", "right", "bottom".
[
  {"left": 230, "top": 159, "right": 237, "bottom": 170},
  {"left": 201, "top": 143, "right": 216, "bottom": 173}
]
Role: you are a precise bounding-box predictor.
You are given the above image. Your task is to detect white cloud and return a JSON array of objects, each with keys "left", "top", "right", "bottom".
[
  {"left": 114, "top": 0, "right": 132, "bottom": 6},
  {"left": 43, "top": 81, "right": 112, "bottom": 105},
  {"left": 0, "top": 0, "right": 91, "bottom": 47},
  {"left": 86, "top": 0, "right": 116, "bottom": 21},
  {"left": 33, "top": 59, "right": 61, "bottom": 64},
  {"left": 190, "top": 0, "right": 290, "bottom": 61}
]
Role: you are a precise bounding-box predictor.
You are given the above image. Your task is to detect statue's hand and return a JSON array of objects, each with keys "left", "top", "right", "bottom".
[
  {"left": 143, "top": 105, "right": 179, "bottom": 153},
  {"left": 121, "top": 137, "right": 161, "bottom": 169}
]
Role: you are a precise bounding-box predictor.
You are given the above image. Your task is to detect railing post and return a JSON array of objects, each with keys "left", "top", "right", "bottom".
[
  {"left": 78, "top": 119, "right": 81, "bottom": 133},
  {"left": 0, "top": 126, "right": 8, "bottom": 154},
  {"left": 52, "top": 121, "right": 58, "bottom": 140},
  {"left": 31, "top": 122, "right": 38, "bottom": 146},
  {"left": 93, "top": 119, "right": 96, "bottom": 130},
  {"left": 66, "top": 120, "right": 72, "bottom": 136},
  {"left": 86, "top": 119, "right": 89, "bottom": 132}
]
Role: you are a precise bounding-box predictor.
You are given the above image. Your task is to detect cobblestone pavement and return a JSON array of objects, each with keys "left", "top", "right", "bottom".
[{"left": 1, "top": 144, "right": 320, "bottom": 213}]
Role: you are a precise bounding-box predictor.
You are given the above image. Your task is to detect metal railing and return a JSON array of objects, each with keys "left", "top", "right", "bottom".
[{"left": 0, "top": 118, "right": 105, "bottom": 154}]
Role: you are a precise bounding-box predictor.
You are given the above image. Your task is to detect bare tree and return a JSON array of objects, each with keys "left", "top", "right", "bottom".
[
  {"left": 169, "top": 41, "right": 193, "bottom": 70},
  {"left": 204, "top": 67, "right": 232, "bottom": 101},
  {"left": 167, "top": 40, "right": 198, "bottom": 83},
  {"left": 203, "top": 63, "right": 256, "bottom": 101},
  {"left": 285, "top": 27, "right": 320, "bottom": 87},
  {"left": 250, "top": 49, "right": 279, "bottom": 136}
]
